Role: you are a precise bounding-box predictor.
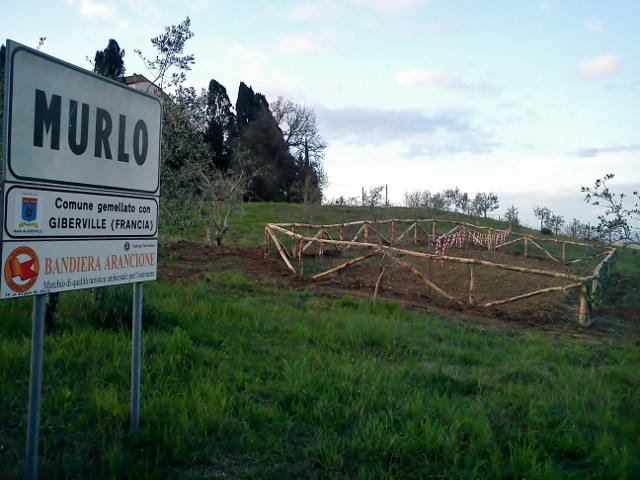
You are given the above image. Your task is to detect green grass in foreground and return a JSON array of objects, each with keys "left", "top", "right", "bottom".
[{"left": 1, "top": 272, "right": 639, "bottom": 479}]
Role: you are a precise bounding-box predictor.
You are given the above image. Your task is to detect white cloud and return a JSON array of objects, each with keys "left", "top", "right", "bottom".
[
  {"left": 291, "top": 0, "right": 341, "bottom": 20},
  {"left": 579, "top": 54, "right": 620, "bottom": 78},
  {"left": 537, "top": 0, "right": 551, "bottom": 10},
  {"left": 228, "top": 44, "right": 268, "bottom": 79},
  {"left": 276, "top": 31, "right": 341, "bottom": 54},
  {"left": 394, "top": 68, "right": 497, "bottom": 95},
  {"left": 316, "top": 105, "right": 495, "bottom": 155},
  {"left": 585, "top": 19, "right": 605, "bottom": 33},
  {"left": 537, "top": 0, "right": 562, "bottom": 11},
  {"left": 184, "top": 0, "right": 217, "bottom": 10},
  {"left": 572, "top": 144, "right": 640, "bottom": 157},
  {"left": 216, "top": 44, "right": 296, "bottom": 95},
  {"left": 352, "top": 0, "right": 426, "bottom": 14},
  {"left": 291, "top": 2, "right": 324, "bottom": 20},
  {"left": 114, "top": 18, "right": 131, "bottom": 32},
  {"left": 64, "top": 0, "right": 117, "bottom": 18}
]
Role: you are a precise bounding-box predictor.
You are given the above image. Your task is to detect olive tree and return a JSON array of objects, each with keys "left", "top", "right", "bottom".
[
  {"left": 582, "top": 173, "right": 639, "bottom": 245},
  {"left": 533, "top": 206, "right": 552, "bottom": 230},
  {"left": 198, "top": 146, "right": 250, "bottom": 247},
  {"left": 472, "top": 192, "right": 499, "bottom": 218},
  {"left": 135, "top": 16, "right": 195, "bottom": 91},
  {"left": 363, "top": 185, "right": 385, "bottom": 221},
  {"left": 504, "top": 204, "right": 520, "bottom": 227}
]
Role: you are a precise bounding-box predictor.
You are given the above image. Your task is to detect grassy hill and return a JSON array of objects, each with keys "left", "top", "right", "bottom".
[
  {"left": 1, "top": 202, "right": 639, "bottom": 479},
  {"left": 163, "top": 201, "right": 526, "bottom": 246}
]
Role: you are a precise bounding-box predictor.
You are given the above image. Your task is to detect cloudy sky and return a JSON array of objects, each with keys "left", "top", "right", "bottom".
[{"left": 2, "top": 0, "right": 639, "bottom": 227}]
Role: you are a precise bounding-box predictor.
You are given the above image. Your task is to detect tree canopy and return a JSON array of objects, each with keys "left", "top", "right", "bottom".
[
  {"left": 93, "top": 39, "right": 125, "bottom": 82},
  {"left": 236, "top": 82, "right": 269, "bottom": 132},
  {"left": 135, "top": 16, "right": 195, "bottom": 90},
  {"left": 203, "top": 79, "right": 237, "bottom": 171}
]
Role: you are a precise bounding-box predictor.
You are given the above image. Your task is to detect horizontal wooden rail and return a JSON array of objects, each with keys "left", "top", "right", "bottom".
[{"left": 264, "top": 220, "right": 616, "bottom": 328}]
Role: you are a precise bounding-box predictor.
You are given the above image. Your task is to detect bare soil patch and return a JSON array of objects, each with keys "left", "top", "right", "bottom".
[{"left": 158, "top": 241, "right": 639, "bottom": 341}]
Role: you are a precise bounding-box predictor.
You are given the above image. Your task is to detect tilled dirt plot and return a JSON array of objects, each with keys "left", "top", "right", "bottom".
[{"left": 158, "top": 241, "right": 639, "bottom": 340}]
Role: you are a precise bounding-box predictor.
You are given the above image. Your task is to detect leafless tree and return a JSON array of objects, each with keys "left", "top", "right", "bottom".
[
  {"left": 271, "top": 97, "right": 326, "bottom": 162},
  {"left": 549, "top": 214, "right": 565, "bottom": 234},
  {"left": 565, "top": 218, "right": 588, "bottom": 239},
  {"left": 198, "top": 147, "right": 250, "bottom": 247},
  {"left": 533, "top": 206, "right": 552, "bottom": 230},
  {"left": 504, "top": 204, "right": 520, "bottom": 227},
  {"left": 363, "top": 186, "right": 385, "bottom": 221}
]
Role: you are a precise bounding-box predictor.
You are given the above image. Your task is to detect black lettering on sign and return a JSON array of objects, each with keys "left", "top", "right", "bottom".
[
  {"left": 133, "top": 120, "right": 148, "bottom": 166},
  {"left": 33, "top": 89, "right": 61, "bottom": 149},
  {"left": 31, "top": 89, "right": 150, "bottom": 167},
  {"left": 68, "top": 100, "right": 89, "bottom": 155},
  {"left": 118, "top": 114, "right": 129, "bottom": 163},
  {"left": 95, "top": 108, "right": 113, "bottom": 159}
]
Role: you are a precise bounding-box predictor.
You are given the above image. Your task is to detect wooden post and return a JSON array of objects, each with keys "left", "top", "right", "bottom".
[
  {"left": 414, "top": 222, "right": 418, "bottom": 244},
  {"left": 468, "top": 264, "right": 475, "bottom": 305},
  {"left": 266, "top": 228, "right": 296, "bottom": 274},
  {"left": 432, "top": 220, "right": 436, "bottom": 249},
  {"left": 579, "top": 282, "right": 588, "bottom": 327},
  {"left": 319, "top": 228, "right": 325, "bottom": 257},
  {"left": 263, "top": 228, "right": 269, "bottom": 258},
  {"left": 562, "top": 242, "right": 566, "bottom": 263},
  {"left": 524, "top": 237, "right": 528, "bottom": 258},
  {"left": 390, "top": 220, "right": 395, "bottom": 244},
  {"left": 298, "top": 238, "right": 304, "bottom": 277},
  {"left": 364, "top": 223, "right": 369, "bottom": 243},
  {"left": 292, "top": 226, "right": 296, "bottom": 252}
]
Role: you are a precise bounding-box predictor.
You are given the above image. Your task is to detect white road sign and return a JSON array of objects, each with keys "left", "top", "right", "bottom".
[
  {"left": 1, "top": 40, "right": 162, "bottom": 298},
  {"left": 3, "top": 185, "right": 158, "bottom": 239},
  {"left": 4, "top": 40, "right": 162, "bottom": 194}
]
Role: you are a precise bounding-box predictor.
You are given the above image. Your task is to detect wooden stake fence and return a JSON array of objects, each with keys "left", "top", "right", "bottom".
[{"left": 265, "top": 220, "right": 616, "bottom": 327}]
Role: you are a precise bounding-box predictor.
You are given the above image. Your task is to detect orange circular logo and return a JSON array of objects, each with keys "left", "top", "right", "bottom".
[{"left": 4, "top": 246, "right": 40, "bottom": 293}]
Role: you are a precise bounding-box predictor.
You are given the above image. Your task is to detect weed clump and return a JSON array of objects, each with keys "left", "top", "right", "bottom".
[{"left": 77, "top": 286, "right": 165, "bottom": 331}]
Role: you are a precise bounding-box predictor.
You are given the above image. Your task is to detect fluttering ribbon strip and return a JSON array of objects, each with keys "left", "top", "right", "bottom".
[{"left": 436, "top": 227, "right": 511, "bottom": 255}]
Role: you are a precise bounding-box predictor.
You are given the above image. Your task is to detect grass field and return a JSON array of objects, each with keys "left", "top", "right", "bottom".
[{"left": 1, "top": 203, "right": 639, "bottom": 479}]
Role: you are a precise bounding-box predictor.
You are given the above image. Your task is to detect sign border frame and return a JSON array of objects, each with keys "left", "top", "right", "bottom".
[
  {"left": 3, "top": 183, "right": 159, "bottom": 240},
  {"left": 4, "top": 41, "right": 163, "bottom": 195}
]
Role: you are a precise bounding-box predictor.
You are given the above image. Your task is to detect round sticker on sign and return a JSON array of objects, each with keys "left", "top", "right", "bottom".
[{"left": 4, "top": 246, "right": 40, "bottom": 293}]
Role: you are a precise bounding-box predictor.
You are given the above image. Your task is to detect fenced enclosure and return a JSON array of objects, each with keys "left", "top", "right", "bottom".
[{"left": 264, "top": 219, "right": 616, "bottom": 327}]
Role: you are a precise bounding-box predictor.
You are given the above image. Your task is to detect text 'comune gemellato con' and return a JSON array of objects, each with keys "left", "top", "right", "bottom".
[{"left": 55, "top": 197, "right": 151, "bottom": 214}]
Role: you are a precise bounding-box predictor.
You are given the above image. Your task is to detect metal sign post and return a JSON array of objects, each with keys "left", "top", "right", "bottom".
[
  {"left": 26, "top": 294, "right": 46, "bottom": 480},
  {"left": 130, "top": 282, "right": 143, "bottom": 432}
]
